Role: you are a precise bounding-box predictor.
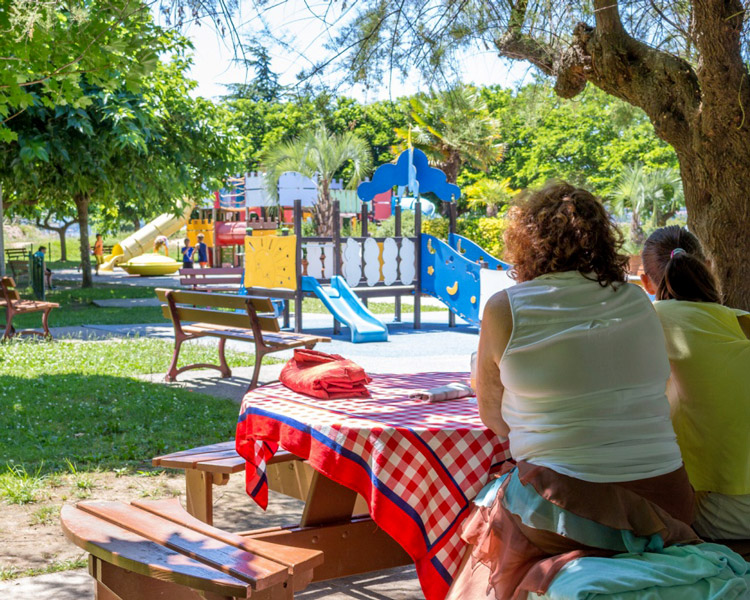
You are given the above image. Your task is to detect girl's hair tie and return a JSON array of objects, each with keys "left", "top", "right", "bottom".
[{"left": 670, "top": 248, "right": 686, "bottom": 259}]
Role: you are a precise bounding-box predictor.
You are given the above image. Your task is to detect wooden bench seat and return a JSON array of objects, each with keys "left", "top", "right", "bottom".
[
  {"left": 152, "top": 441, "right": 302, "bottom": 525},
  {"left": 61, "top": 498, "right": 323, "bottom": 599},
  {"left": 1, "top": 276, "right": 58, "bottom": 340},
  {"left": 156, "top": 289, "right": 329, "bottom": 391}
]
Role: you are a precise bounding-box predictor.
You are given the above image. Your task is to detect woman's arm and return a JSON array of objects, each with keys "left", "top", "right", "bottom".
[{"left": 477, "top": 291, "right": 513, "bottom": 438}]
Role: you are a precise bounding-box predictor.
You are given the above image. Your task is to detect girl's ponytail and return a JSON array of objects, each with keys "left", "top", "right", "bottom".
[{"left": 643, "top": 226, "right": 720, "bottom": 303}]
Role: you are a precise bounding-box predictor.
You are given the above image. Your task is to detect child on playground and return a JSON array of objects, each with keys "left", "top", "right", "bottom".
[
  {"left": 196, "top": 233, "right": 208, "bottom": 268},
  {"left": 93, "top": 233, "right": 104, "bottom": 275},
  {"left": 641, "top": 226, "right": 750, "bottom": 540},
  {"left": 181, "top": 238, "right": 195, "bottom": 269}
]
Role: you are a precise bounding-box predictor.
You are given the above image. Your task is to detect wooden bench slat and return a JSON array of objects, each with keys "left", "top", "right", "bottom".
[
  {"left": 156, "top": 288, "right": 274, "bottom": 313},
  {"left": 132, "top": 499, "right": 323, "bottom": 575},
  {"left": 77, "top": 501, "right": 288, "bottom": 590},
  {"left": 180, "top": 267, "right": 243, "bottom": 276},
  {"left": 152, "top": 441, "right": 236, "bottom": 464},
  {"left": 61, "top": 505, "right": 250, "bottom": 597},
  {"left": 166, "top": 305, "right": 280, "bottom": 333},
  {"left": 181, "top": 277, "right": 242, "bottom": 286},
  {"left": 157, "top": 449, "right": 244, "bottom": 470}
]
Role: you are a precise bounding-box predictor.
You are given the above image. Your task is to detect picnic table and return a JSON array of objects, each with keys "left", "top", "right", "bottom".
[{"left": 236, "top": 371, "right": 511, "bottom": 600}]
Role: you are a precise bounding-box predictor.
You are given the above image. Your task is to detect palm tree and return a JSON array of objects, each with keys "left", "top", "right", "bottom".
[
  {"left": 394, "top": 85, "right": 504, "bottom": 184},
  {"left": 611, "top": 163, "right": 684, "bottom": 245},
  {"left": 263, "top": 126, "right": 372, "bottom": 236}
]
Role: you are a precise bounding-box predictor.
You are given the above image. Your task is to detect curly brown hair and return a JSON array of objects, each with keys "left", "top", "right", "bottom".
[{"left": 504, "top": 181, "right": 629, "bottom": 286}]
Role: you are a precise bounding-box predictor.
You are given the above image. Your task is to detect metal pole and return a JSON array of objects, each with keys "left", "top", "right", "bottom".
[
  {"left": 394, "top": 205, "right": 402, "bottom": 323},
  {"left": 332, "top": 199, "right": 341, "bottom": 335},
  {"left": 414, "top": 199, "right": 422, "bottom": 330},
  {"left": 294, "top": 199, "right": 303, "bottom": 333},
  {"left": 0, "top": 182, "right": 5, "bottom": 277},
  {"left": 448, "top": 200, "right": 457, "bottom": 328}
]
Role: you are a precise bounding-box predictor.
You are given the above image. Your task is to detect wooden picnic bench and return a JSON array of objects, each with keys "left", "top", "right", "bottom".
[
  {"left": 0, "top": 276, "right": 58, "bottom": 340},
  {"left": 181, "top": 267, "right": 244, "bottom": 292},
  {"left": 156, "top": 289, "right": 329, "bottom": 390},
  {"left": 152, "top": 442, "right": 308, "bottom": 526},
  {"left": 61, "top": 498, "right": 323, "bottom": 600}
]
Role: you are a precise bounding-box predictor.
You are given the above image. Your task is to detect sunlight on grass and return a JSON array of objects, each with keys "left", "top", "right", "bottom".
[
  {"left": 29, "top": 505, "right": 59, "bottom": 526},
  {"left": 0, "top": 338, "right": 279, "bottom": 473},
  {"left": 0, "top": 465, "right": 47, "bottom": 505},
  {"left": 0, "top": 558, "right": 88, "bottom": 581}
]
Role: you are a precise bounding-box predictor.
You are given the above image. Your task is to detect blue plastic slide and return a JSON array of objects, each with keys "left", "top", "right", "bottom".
[{"left": 301, "top": 276, "right": 389, "bottom": 343}]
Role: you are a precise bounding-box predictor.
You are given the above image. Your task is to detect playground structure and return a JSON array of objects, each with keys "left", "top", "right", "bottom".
[
  {"left": 100, "top": 205, "right": 193, "bottom": 271},
  {"left": 235, "top": 147, "right": 514, "bottom": 342}
]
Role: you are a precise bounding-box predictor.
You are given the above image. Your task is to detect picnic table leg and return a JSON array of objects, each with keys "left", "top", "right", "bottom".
[
  {"left": 42, "top": 307, "right": 53, "bottom": 338},
  {"left": 300, "top": 471, "right": 358, "bottom": 527},
  {"left": 217, "top": 338, "right": 231, "bottom": 378},
  {"left": 185, "top": 469, "right": 215, "bottom": 525}
]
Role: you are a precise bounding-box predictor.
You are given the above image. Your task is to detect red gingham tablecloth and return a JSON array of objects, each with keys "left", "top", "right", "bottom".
[{"left": 236, "top": 372, "right": 511, "bottom": 600}]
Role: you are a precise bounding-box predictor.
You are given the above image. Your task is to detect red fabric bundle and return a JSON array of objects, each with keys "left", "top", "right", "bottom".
[{"left": 279, "top": 349, "right": 372, "bottom": 399}]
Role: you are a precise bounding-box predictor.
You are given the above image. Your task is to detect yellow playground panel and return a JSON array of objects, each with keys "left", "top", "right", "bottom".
[
  {"left": 244, "top": 235, "right": 297, "bottom": 290},
  {"left": 187, "top": 219, "right": 214, "bottom": 247}
]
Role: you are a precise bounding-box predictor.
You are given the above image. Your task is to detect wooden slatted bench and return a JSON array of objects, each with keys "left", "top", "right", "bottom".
[
  {"left": 1, "top": 276, "right": 59, "bottom": 340},
  {"left": 61, "top": 498, "right": 323, "bottom": 599},
  {"left": 156, "top": 289, "right": 329, "bottom": 390},
  {"left": 152, "top": 441, "right": 305, "bottom": 526},
  {"left": 181, "top": 267, "right": 244, "bottom": 292}
]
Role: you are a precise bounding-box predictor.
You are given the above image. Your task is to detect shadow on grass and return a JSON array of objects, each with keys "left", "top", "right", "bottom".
[{"left": 0, "top": 373, "right": 239, "bottom": 473}]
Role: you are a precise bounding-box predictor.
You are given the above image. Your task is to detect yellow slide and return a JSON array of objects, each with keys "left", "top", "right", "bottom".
[{"left": 100, "top": 205, "right": 194, "bottom": 271}]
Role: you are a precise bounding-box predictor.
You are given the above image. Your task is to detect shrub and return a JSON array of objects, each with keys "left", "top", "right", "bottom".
[{"left": 420, "top": 215, "right": 508, "bottom": 259}]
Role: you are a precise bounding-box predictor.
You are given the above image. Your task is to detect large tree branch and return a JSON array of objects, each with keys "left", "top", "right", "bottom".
[{"left": 494, "top": 0, "right": 701, "bottom": 148}]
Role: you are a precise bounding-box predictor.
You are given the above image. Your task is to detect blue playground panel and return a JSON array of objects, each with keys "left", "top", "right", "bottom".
[
  {"left": 448, "top": 233, "right": 511, "bottom": 271},
  {"left": 421, "top": 234, "right": 483, "bottom": 325}
]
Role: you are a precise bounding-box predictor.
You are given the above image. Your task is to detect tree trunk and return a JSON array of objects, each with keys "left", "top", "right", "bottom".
[
  {"left": 679, "top": 155, "right": 750, "bottom": 309},
  {"left": 132, "top": 217, "right": 141, "bottom": 231},
  {"left": 314, "top": 181, "right": 334, "bottom": 237},
  {"left": 630, "top": 212, "right": 644, "bottom": 246},
  {"left": 75, "top": 193, "right": 93, "bottom": 288},
  {"left": 57, "top": 226, "right": 68, "bottom": 261}
]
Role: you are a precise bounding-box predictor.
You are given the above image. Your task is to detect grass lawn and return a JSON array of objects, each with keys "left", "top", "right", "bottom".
[{"left": 0, "top": 337, "right": 274, "bottom": 474}]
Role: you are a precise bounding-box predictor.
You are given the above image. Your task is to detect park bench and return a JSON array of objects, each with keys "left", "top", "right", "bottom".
[
  {"left": 181, "top": 266, "right": 244, "bottom": 292},
  {"left": 61, "top": 498, "right": 323, "bottom": 600},
  {"left": 0, "top": 276, "right": 58, "bottom": 340},
  {"left": 153, "top": 441, "right": 310, "bottom": 526},
  {"left": 156, "top": 289, "right": 329, "bottom": 390}
]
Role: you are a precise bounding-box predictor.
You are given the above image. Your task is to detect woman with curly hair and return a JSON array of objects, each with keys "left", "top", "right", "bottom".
[
  {"left": 641, "top": 226, "right": 750, "bottom": 541},
  {"left": 446, "top": 182, "right": 702, "bottom": 600}
]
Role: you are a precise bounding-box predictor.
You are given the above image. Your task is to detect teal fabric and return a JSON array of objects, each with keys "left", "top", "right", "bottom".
[
  {"left": 474, "top": 469, "right": 664, "bottom": 553},
  {"left": 530, "top": 544, "right": 750, "bottom": 599}
]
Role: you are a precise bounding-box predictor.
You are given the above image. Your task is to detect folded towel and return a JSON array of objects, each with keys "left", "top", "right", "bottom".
[
  {"left": 410, "top": 382, "right": 474, "bottom": 403},
  {"left": 280, "top": 349, "right": 371, "bottom": 399}
]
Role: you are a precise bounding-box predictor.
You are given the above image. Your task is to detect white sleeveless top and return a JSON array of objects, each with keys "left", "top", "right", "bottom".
[{"left": 500, "top": 271, "right": 683, "bottom": 482}]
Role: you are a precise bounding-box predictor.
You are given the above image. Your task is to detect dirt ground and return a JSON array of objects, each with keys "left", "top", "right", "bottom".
[{"left": 1, "top": 469, "right": 305, "bottom": 575}]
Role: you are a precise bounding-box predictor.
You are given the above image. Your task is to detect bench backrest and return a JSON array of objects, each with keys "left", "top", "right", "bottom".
[
  {"left": 155, "top": 288, "right": 280, "bottom": 333},
  {"left": 179, "top": 267, "right": 243, "bottom": 289},
  {"left": 1, "top": 277, "right": 20, "bottom": 302}
]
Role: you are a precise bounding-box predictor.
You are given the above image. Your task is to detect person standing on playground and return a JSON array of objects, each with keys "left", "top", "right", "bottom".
[
  {"left": 181, "top": 238, "right": 195, "bottom": 269},
  {"left": 93, "top": 233, "right": 104, "bottom": 276},
  {"left": 196, "top": 233, "right": 208, "bottom": 268}
]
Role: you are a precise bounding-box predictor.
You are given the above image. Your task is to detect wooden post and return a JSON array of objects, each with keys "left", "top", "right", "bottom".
[
  {"left": 414, "top": 200, "right": 422, "bottom": 330},
  {"left": 394, "top": 205, "right": 402, "bottom": 323},
  {"left": 332, "top": 200, "right": 341, "bottom": 335},
  {"left": 294, "top": 200, "right": 303, "bottom": 333},
  {"left": 448, "top": 201, "right": 457, "bottom": 328},
  {"left": 360, "top": 202, "right": 368, "bottom": 237}
]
